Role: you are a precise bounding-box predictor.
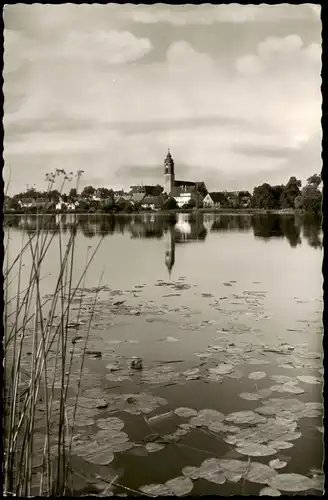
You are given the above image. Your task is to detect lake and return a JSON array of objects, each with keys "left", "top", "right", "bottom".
[{"left": 4, "top": 213, "right": 323, "bottom": 496}]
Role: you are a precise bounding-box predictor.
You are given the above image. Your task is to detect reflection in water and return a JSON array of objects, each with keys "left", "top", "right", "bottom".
[
  {"left": 164, "top": 227, "right": 175, "bottom": 276},
  {"left": 5, "top": 212, "right": 322, "bottom": 253}
]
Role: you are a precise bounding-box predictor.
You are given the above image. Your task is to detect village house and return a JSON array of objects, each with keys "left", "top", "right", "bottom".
[
  {"left": 140, "top": 194, "right": 165, "bottom": 210},
  {"left": 203, "top": 192, "right": 225, "bottom": 209},
  {"left": 170, "top": 186, "right": 204, "bottom": 208},
  {"left": 55, "top": 198, "right": 78, "bottom": 211},
  {"left": 18, "top": 198, "right": 35, "bottom": 209},
  {"left": 225, "top": 191, "right": 240, "bottom": 208},
  {"left": 18, "top": 198, "right": 54, "bottom": 211},
  {"left": 114, "top": 193, "right": 131, "bottom": 203}
]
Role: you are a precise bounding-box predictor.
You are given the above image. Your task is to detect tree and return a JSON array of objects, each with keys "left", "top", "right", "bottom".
[
  {"left": 295, "top": 174, "right": 322, "bottom": 213},
  {"left": 161, "top": 197, "right": 178, "bottom": 211},
  {"left": 271, "top": 185, "right": 284, "bottom": 209},
  {"left": 115, "top": 200, "right": 134, "bottom": 213},
  {"left": 252, "top": 183, "right": 275, "bottom": 209},
  {"left": 152, "top": 184, "right": 164, "bottom": 196},
  {"left": 182, "top": 199, "right": 196, "bottom": 209},
  {"left": 81, "top": 185, "right": 96, "bottom": 198},
  {"left": 68, "top": 188, "right": 77, "bottom": 200},
  {"left": 279, "top": 177, "right": 301, "bottom": 209},
  {"left": 307, "top": 174, "right": 322, "bottom": 188},
  {"left": 97, "top": 187, "right": 113, "bottom": 199},
  {"left": 4, "top": 197, "right": 20, "bottom": 212},
  {"left": 47, "top": 189, "right": 61, "bottom": 202}
]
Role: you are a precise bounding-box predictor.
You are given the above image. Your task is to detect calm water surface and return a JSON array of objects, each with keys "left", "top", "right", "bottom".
[{"left": 5, "top": 213, "right": 323, "bottom": 496}]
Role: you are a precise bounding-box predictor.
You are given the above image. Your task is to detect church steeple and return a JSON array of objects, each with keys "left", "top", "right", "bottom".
[
  {"left": 164, "top": 149, "right": 175, "bottom": 194},
  {"left": 164, "top": 148, "right": 174, "bottom": 175}
]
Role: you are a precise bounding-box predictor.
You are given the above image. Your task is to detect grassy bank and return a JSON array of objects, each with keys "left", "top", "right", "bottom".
[{"left": 4, "top": 208, "right": 321, "bottom": 217}]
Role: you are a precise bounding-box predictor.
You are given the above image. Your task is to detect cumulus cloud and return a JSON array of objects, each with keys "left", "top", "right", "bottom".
[{"left": 235, "top": 34, "right": 321, "bottom": 76}]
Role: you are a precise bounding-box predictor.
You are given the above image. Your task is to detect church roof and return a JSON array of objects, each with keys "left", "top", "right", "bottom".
[{"left": 131, "top": 192, "right": 146, "bottom": 203}]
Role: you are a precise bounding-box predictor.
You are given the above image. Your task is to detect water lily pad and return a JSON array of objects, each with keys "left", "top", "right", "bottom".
[
  {"left": 239, "top": 392, "right": 261, "bottom": 401},
  {"left": 225, "top": 411, "right": 266, "bottom": 425},
  {"left": 270, "top": 382, "right": 304, "bottom": 395},
  {"left": 190, "top": 409, "right": 225, "bottom": 428},
  {"left": 141, "top": 365, "right": 181, "bottom": 385},
  {"left": 165, "top": 476, "right": 194, "bottom": 496},
  {"left": 269, "top": 441, "right": 294, "bottom": 450},
  {"left": 210, "top": 363, "right": 234, "bottom": 375},
  {"left": 140, "top": 483, "right": 171, "bottom": 496},
  {"left": 174, "top": 407, "right": 198, "bottom": 418},
  {"left": 73, "top": 441, "right": 115, "bottom": 465},
  {"left": 237, "top": 443, "right": 277, "bottom": 457},
  {"left": 106, "top": 363, "right": 120, "bottom": 372},
  {"left": 145, "top": 442, "right": 165, "bottom": 453},
  {"left": 248, "top": 371, "right": 266, "bottom": 380},
  {"left": 268, "top": 473, "right": 313, "bottom": 492},
  {"left": 97, "top": 417, "right": 125, "bottom": 431},
  {"left": 245, "top": 462, "right": 278, "bottom": 484},
  {"left": 219, "top": 459, "right": 249, "bottom": 482},
  {"left": 259, "top": 487, "right": 281, "bottom": 496},
  {"left": 269, "top": 459, "right": 287, "bottom": 470},
  {"left": 181, "top": 466, "right": 199, "bottom": 480},
  {"left": 247, "top": 358, "right": 270, "bottom": 365},
  {"left": 297, "top": 375, "right": 321, "bottom": 385},
  {"left": 199, "top": 470, "right": 226, "bottom": 484},
  {"left": 270, "top": 375, "right": 293, "bottom": 384},
  {"left": 279, "top": 431, "right": 302, "bottom": 442},
  {"left": 255, "top": 398, "right": 305, "bottom": 417}
]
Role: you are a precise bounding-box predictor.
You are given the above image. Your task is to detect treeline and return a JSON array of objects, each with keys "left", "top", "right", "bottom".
[
  {"left": 251, "top": 174, "right": 322, "bottom": 212},
  {"left": 4, "top": 173, "right": 322, "bottom": 214}
]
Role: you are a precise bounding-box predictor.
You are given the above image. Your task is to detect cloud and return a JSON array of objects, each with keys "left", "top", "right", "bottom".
[
  {"left": 231, "top": 144, "right": 299, "bottom": 159},
  {"left": 123, "top": 4, "right": 318, "bottom": 25},
  {"left": 3, "top": 5, "right": 321, "bottom": 194},
  {"left": 4, "top": 27, "right": 152, "bottom": 71},
  {"left": 235, "top": 34, "right": 321, "bottom": 76}
]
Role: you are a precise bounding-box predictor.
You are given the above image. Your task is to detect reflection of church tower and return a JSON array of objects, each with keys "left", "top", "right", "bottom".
[
  {"left": 164, "top": 226, "right": 175, "bottom": 276},
  {"left": 164, "top": 149, "right": 175, "bottom": 195}
]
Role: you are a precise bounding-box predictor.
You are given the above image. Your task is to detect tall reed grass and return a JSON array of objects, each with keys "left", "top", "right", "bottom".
[{"left": 4, "top": 170, "right": 103, "bottom": 496}]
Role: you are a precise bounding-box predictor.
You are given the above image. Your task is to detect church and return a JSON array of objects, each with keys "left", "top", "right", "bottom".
[{"left": 163, "top": 149, "right": 207, "bottom": 208}]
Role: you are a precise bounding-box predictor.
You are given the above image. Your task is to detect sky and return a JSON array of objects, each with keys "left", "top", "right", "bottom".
[{"left": 4, "top": 3, "right": 322, "bottom": 195}]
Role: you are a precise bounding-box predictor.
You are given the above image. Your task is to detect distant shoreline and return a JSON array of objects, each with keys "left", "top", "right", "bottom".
[{"left": 4, "top": 208, "right": 320, "bottom": 216}]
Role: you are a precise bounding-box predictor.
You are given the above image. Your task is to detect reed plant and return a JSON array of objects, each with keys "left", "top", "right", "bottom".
[{"left": 3, "top": 169, "right": 103, "bottom": 496}]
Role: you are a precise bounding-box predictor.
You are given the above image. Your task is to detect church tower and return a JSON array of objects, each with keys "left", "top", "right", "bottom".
[{"left": 164, "top": 149, "right": 175, "bottom": 195}]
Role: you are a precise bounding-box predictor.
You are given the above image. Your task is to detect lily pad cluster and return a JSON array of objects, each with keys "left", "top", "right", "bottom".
[
  {"left": 140, "top": 476, "right": 194, "bottom": 496},
  {"left": 183, "top": 458, "right": 278, "bottom": 485},
  {"left": 69, "top": 424, "right": 133, "bottom": 465}
]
